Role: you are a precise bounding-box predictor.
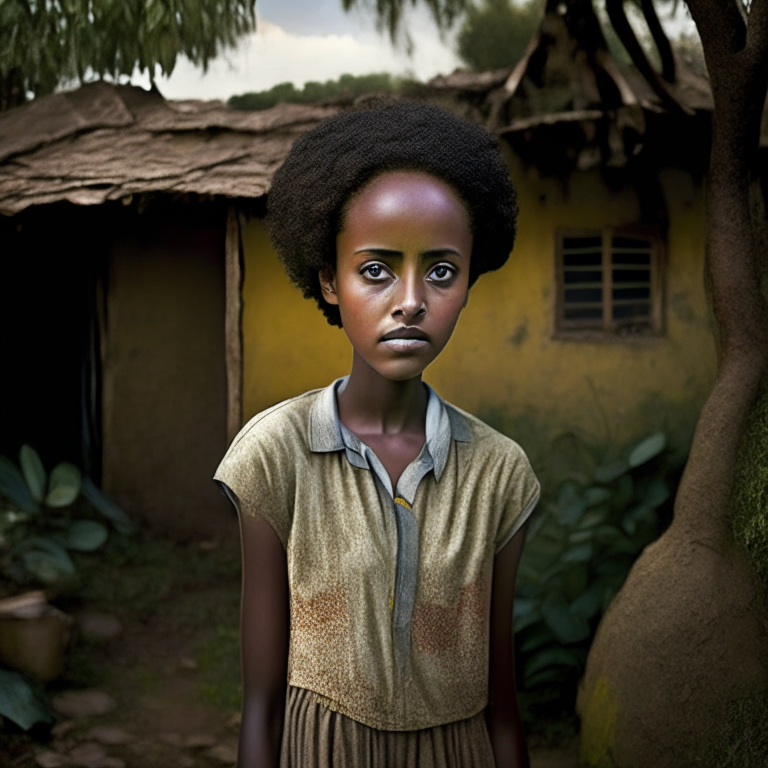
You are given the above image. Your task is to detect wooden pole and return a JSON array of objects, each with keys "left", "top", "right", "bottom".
[{"left": 225, "top": 204, "right": 244, "bottom": 444}]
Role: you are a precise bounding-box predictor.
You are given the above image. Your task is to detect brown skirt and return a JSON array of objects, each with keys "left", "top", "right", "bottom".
[{"left": 280, "top": 686, "right": 496, "bottom": 768}]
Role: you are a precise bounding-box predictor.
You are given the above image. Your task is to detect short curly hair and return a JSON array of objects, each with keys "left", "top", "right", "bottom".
[{"left": 266, "top": 100, "right": 518, "bottom": 327}]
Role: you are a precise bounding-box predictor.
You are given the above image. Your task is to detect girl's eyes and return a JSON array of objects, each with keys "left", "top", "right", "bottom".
[
  {"left": 362, "top": 263, "right": 386, "bottom": 279},
  {"left": 359, "top": 262, "right": 457, "bottom": 282},
  {"left": 428, "top": 264, "right": 455, "bottom": 282}
]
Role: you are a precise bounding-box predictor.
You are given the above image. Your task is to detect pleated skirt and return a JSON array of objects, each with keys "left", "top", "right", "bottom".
[{"left": 280, "top": 685, "right": 496, "bottom": 768}]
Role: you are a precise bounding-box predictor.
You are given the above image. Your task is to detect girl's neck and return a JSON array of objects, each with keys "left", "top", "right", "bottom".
[{"left": 337, "top": 351, "right": 428, "bottom": 436}]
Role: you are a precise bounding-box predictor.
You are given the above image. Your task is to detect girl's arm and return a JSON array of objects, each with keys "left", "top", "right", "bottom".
[
  {"left": 238, "top": 511, "right": 290, "bottom": 768},
  {"left": 486, "top": 524, "right": 529, "bottom": 768}
]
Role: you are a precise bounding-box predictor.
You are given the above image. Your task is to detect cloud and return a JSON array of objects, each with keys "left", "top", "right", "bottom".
[{"left": 136, "top": 15, "right": 462, "bottom": 102}]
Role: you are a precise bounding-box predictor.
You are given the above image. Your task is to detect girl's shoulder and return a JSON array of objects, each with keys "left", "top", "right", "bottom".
[
  {"left": 442, "top": 399, "right": 531, "bottom": 463},
  {"left": 225, "top": 388, "right": 321, "bottom": 458}
]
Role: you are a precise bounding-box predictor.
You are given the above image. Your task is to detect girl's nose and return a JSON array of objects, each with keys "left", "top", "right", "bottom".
[{"left": 392, "top": 273, "right": 426, "bottom": 321}]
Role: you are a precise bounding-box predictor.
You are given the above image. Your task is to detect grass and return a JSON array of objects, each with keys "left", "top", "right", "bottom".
[{"left": 196, "top": 624, "right": 242, "bottom": 711}]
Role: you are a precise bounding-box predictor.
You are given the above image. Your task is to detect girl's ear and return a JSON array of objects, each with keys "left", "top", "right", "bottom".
[{"left": 319, "top": 267, "right": 339, "bottom": 305}]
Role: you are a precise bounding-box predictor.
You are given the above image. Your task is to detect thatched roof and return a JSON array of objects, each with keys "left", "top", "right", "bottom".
[{"left": 0, "top": 81, "right": 339, "bottom": 215}]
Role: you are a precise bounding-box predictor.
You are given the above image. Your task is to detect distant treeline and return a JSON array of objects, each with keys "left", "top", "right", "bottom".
[{"left": 228, "top": 72, "right": 416, "bottom": 110}]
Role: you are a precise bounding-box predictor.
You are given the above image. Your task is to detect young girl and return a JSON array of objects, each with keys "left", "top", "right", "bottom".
[{"left": 215, "top": 101, "right": 540, "bottom": 768}]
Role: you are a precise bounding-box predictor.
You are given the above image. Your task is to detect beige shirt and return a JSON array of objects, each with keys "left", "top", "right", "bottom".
[{"left": 214, "top": 379, "right": 540, "bottom": 731}]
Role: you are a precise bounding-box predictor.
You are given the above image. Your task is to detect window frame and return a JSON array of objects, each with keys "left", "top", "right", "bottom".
[{"left": 553, "top": 225, "right": 664, "bottom": 340}]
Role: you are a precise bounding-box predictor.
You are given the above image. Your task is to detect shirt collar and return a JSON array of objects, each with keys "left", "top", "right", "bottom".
[{"left": 308, "top": 376, "right": 471, "bottom": 482}]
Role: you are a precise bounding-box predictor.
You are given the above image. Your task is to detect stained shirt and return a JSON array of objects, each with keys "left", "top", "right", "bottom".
[{"left": 214, "top": 379, "right": 540, "bottom": 731}]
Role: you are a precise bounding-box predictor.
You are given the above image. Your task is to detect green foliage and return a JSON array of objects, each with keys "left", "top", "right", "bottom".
[
  {"left": 456, "top": 0, "right": 543, "bottom": 72},
  {"left": 514, "top": 430, "right": 683, "bottom": 723},
  {"left": 0, "top": 669, "right": 52, "bottom": 731},
  {"left": 731, "top": 387, "right": 768, "bottom": 593},
  {"left": 341, "top": 0, "right": 468, "bottom": 45},
  {"left": 228, "top": 72, "right": 415, "bottom": 111},
  {"left": 0, "top": 0, "right": 256, "bottom": 102},
  {"left": 0, "top": 445, "right": 134, "bottom": 586}
]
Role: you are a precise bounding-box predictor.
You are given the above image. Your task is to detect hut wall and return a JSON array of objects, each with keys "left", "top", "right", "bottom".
[
  {"left": 239, "top": 157, "right": 715, "bottom": 466},
  {"left": 101, "top": 204, "right": 232, "bottom": 540}
]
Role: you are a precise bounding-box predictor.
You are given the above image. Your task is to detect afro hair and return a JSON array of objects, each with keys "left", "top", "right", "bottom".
[{"left": 266, "top": 99, "right": 519, "bottom": 327}]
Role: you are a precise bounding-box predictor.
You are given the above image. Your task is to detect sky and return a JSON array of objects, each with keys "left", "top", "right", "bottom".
[
  {"left": 130, "top": 0, "right": 698, "bottom": 103},
  {"left": 133, "top": 0, "right": 463, "bottom": 102}
]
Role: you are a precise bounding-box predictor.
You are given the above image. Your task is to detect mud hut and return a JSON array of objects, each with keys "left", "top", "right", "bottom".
[{"left": 0, "top": 82, "right": 337, "bottom": 539}]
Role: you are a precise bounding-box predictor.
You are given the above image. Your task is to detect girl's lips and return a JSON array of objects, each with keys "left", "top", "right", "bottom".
[{"left": 380, "top": 338, "right": 429, "bottom": 352}]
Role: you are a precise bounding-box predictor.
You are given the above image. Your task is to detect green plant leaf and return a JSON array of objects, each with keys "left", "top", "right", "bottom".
[
  {"left": 584, "top": 487, "right": 611, "bottom": 507},
  {"left": 0, "top": 669, "right": 52, "bottom": 730},
  {"left": 542, "top": 592, "right": 591, "bottom": 643},
  {"left": 65, "top": 520, "right": 108, "bottom": 551},
  {"left": 555, "top": 481, "right": 588, "bottom": 526},
  {"left": 644, "top": 477, "right": 671, "bottom": 508},
  {"left": 525, "top": 667, "right": 574, "bottom": 689},
  {"left": 563, "top": 564, "right": 589, "bottom": 601},
  {"left": 81, "top": 477, "right": 135, "bottom": 535},
  {"left": 628, "top": 433, "right": 666, "bottom": 468},
  {"left": 519, "top": 626, "right": 556, "bottom": 653},
  {"left": 513, "top": 598, "right": 542, "bottom": 633},
  {"left": 612, "top": 473, "right": 634, "bottom": 509},
  {"left": 0, "top": 456, "right": 39, "bottom": 514},
  {"left": 524, "top": 645, "right": 582, "bottom": 679},
  {"left": 594, "top": 459, "right": 629, "bottom": 484},
  {"left": 570, "top": 578, "right": 609, "bottom": 620},
  {"left": 568, "top": 529, "right": 595, "bottom": 545},
  {"left": 561, "top": 542, "right": 594, "bottom": 563},
  {"left": 45, "top": 463, "right": 82, "bottom": 507},
  {"left": 19, "top": 445, "right": 46, "bottom": 503},
  {"left": 577, "top": 507, "right": 608, "bottom": 530},
  {"left": 22, "top": 537, "right": 75, "bottom": 583}
]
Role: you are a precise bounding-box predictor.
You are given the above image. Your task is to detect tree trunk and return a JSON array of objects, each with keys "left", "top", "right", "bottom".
[{"left": 577, "top": 1, "right": 768, "bottom": 766}]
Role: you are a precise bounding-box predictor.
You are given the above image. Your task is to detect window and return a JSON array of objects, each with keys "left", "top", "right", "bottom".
[{"left": 555, "top": 228, "right": 663, "bottom": 337}]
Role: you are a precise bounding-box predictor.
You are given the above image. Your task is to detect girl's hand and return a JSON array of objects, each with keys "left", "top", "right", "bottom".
[
  {"left": 238, "top": 510, "right": 289, "bottom": 768},
  {"left": 486, "top": 524, "right": 530, "bottom": 768}
]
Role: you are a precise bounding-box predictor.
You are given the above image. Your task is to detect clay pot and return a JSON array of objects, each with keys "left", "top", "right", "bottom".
[{"left": 0, "top": 591, "right": 73, "bottom": 682}]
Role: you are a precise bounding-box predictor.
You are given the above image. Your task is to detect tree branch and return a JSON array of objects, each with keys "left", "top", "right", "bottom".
[
  {"left": 747, "top": 0, "right": 768, "bottom": 72},
  {"left": 605, "top": 0, "right": 692, "bottom": 113},
  {"left": 640, "top": 0, "right": 675, "bottom": 82}
]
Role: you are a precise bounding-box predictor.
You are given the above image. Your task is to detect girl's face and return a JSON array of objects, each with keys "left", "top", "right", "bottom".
[{"left": 321, "top": 170, "right": 473, "bottom": 381}]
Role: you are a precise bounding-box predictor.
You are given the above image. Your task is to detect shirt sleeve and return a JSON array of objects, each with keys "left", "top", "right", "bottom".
[
  {"left": 494, "top": 447, "right": 541, "bottom": 554},
  {"left": 213, "top": 423, "right": 295, "bottom": 549}
]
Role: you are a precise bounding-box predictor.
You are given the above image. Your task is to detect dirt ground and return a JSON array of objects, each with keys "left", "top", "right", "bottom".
[{"left": 0, "top": 523, "right": 580, "bottom": 768}]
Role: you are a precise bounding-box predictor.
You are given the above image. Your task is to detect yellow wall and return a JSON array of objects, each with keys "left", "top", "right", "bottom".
[{"left": 241, "top": 154, "right": 716, "bottom": 463}]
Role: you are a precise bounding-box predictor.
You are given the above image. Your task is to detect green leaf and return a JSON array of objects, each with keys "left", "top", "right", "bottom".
[
  {"left": 542, "top": 592, "right": 591, "bottom": 643},
  {"left": 570, "top": 579, "right": 608, "bottom": 620},
  {"left": 22, "top": 537, "right": 75, "bottom": 583},
  {"left": 584, "top": 487, "right": 611, "bottom": 507},
  {"left": 81, "top": 477, "right": 135, "bottom": 535},
  {"left": 65, "top": 520, "right": 108, "bottom": 551},
  {"left": 19, "top": 445, "right": 46, "bottom": 503},
  {"left": 525, "top": 667, "right": 573, "bottom": 689},
  {"left": 519, "top": 626, "right": 556, "bottom": 653},
  {"left": 563, "top": 564, "right": 589, "bottom": 602},
  {"left": 0, "top": 669, "right": 52, "bottom": 730},
  {"left": 644, "top": 477, "right": 671, "bottom": 508},
  {"left": 524, "top": 645, "right": 582, "bottom": 679},
  {"left": 594, "top": 459, "right": 629, "bottom": 484},
  {"left": 628, "top": 433, "right": 666, "bottom": 468},
  {"left": 561, "top": 542, "right": 594, "bottom": 563},
  {"left": 577, "top": 507, "right": 608, "bottom": 530},
  {"left": 555, "top": 481, "right": 587, "bottom": 526},
  {"left": 0, "top": 456, "right": 39, "bottom": 514},
  {"left": 569, "top": 528, "right": 595, "bottom": 545},
  {"left": 513, "top": 598, "right": 542, "bottom": 633},
  {"left": 45, "top": 463, "right": 82, "bottom": 508},
  {"left": 612, "top": 474, "right": 634, "bottom": 509}
]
